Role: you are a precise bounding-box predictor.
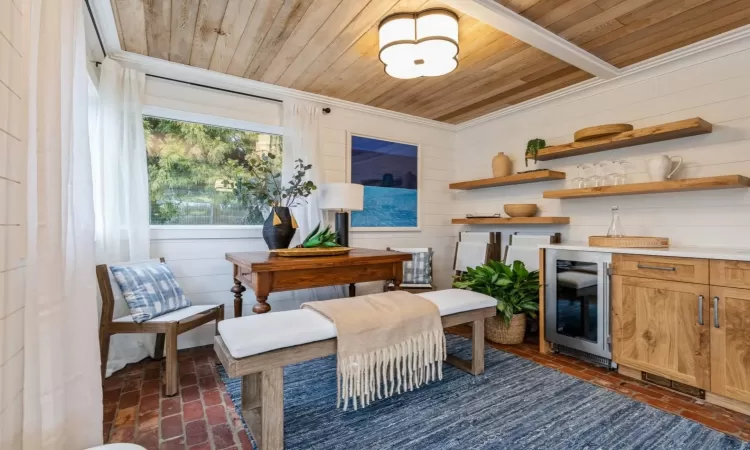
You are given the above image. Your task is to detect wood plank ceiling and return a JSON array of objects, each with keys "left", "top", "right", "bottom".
[{"left": 110, "top": 0, "right": 750, "bottom": 124}]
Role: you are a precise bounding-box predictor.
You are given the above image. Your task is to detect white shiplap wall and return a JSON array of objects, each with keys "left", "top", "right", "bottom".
[
  {"left": 145, "top": 78, "right": 457, "bottom": 348},
  {"left": 454, "top": 36, "right": 750, "bottom": 250},
  {"left": 0, "top": 0, "right": 25, "bottom": 447}
]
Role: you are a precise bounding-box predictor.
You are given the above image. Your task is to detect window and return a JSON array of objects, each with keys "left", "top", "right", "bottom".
[{"left": 144, "top": 116, "right": 282, "bottom": 225}]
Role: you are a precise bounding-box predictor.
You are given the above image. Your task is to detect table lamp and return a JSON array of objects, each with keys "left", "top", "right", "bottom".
[{"left": 318, "top": 183, "right": 364, "bottom": 247}]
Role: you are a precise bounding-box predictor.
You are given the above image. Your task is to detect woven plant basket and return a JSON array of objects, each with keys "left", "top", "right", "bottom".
[{"left": 485, "top": 314, "right": 526, "bottom": 345}]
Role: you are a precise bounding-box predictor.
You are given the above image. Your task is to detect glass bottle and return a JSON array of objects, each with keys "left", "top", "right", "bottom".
[{"left": 607, "top": 206, "right": 624, "bottom": 237}]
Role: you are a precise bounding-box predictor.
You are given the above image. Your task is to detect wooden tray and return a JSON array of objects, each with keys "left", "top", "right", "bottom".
[
  {"left": 271, "top": 247, "right": 351, "bottom": 257},
  {"left": 574, "top": 123, "right": 633, "bottom": 142},
  {"left": 589, "top": 236, "right": 669, "bottom": 248}
]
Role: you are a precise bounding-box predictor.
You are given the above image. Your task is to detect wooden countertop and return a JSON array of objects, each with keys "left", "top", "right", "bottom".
[{"left": 538, "top": 243, "right": 750, "bottom": 262}]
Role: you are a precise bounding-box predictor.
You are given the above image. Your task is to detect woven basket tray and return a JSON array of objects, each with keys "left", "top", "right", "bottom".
[
  {"left": 589, "top": 236, "right": 669, "bottom": 248},
  {"left": 270, "top": 247, "right": 351, "bottom": 257}
]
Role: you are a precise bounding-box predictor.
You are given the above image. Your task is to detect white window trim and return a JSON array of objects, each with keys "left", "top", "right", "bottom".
[{"left": 143, "top": 105, "right": 282, "bottom": 240}]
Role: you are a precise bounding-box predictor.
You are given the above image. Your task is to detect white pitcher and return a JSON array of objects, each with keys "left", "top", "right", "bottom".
[{"left": 647, "top": 155, "right": 682, "bottom": 181}]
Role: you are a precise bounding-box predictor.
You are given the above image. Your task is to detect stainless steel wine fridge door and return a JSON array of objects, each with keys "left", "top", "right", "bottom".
[{"left": 545, "top": 249, "right": 612, "bottom": 360}]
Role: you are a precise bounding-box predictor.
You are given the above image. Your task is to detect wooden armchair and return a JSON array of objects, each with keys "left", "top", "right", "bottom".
[{"left": 96, "top": 258, "right": 224, "bottom": 396}]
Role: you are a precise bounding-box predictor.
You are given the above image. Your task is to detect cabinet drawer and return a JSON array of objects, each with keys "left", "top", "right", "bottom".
[
  {"left": 612, "top": 254, "right": 709, "bottom": 284},
  {"left": 710, "top": 260, "right": 750, "bottom": 289}
]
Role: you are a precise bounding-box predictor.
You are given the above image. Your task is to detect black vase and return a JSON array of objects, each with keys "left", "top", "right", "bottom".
[{"left": 262, "top": 207, "right": 296, "bottom": 250}]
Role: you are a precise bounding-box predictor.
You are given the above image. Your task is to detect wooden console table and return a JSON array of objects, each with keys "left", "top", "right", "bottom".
[{"left": 226, "top": 248, "right": 412, "bottom": 317}]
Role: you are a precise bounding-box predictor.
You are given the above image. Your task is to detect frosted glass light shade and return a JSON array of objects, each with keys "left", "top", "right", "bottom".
[
  {"left": 318, "top": 183, "right": 364, "bottom": 211},
  {"left": 378, "top": 9, "right": 459, "bottom": 80}
]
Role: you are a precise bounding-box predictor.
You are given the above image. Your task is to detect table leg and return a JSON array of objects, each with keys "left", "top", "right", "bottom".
[
  {"left": 393, "top": 262, "right": 404, "bottom": 290},
  {"left": 231, "top": 278, "right": 246, "bottom": 318},
  {"left": 349, "top": 284, "right": 356, "bottom": 297}
]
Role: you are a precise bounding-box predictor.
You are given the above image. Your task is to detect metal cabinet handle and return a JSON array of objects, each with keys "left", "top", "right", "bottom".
[
  {"left": 637, "top": 264, "right": 676, "bottom": 271},
  {"left": 697, "top": 295, "right": 704, "bottom": 326},
  {"left": 713, "top": 296, "right": 720, "bottom": 328}
]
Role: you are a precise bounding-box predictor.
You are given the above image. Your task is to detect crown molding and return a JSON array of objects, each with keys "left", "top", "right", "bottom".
[
  {"left": 455, "top": 25, "right": 750, "bottom": 131},
  {"left": 443, "top": 0, "right": 620, "bottom": 79},
  {"left": 108, "top": 52, "right": 456, "bottom": 131}
]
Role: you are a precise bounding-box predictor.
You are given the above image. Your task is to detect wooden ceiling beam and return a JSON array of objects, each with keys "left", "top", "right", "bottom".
[{"left": 442, "top": 0, "right": 621, "bottom": 78}]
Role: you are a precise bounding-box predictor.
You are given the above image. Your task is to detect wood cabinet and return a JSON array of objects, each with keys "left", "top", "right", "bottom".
[
  {"left": 612, "top": 254, "right": 709, "bottom": 284},
  {"left": 709, "top": 286, "right": 750, "bottom": 403},
  {"left": 612, "top": 276, "right": 711, "bottom": 389}
]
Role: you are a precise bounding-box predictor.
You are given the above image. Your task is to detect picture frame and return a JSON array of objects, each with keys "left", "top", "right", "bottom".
[{"left": 346, "top": 132, "right": 421, "bottom": 231}]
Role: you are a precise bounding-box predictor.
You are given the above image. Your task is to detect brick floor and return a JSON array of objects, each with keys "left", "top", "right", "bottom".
[{"left": 103, "top": 333, "right": 750, "bottom": 448}]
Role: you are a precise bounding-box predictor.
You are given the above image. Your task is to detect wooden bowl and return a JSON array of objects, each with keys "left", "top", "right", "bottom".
[
  {"left": 503, "top": 204, "right": 538, "bottom": 217},
  {"left": 574, "top": 123, "right": 633, "bottom": 142}
]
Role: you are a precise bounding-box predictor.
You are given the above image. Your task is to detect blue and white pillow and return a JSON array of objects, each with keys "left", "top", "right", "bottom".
[{"left": 109, "top": 262, "right": 191, "bottom": 323}]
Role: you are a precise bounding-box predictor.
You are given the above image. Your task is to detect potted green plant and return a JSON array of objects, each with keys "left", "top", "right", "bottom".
[
  {"left": 234, "top": 154, "right": 316, "bottom": 249},
  {"left": 525, "top": 138, "right": 546, "bottom": 167},
  {"left": 453, "top": 260, "right": 539, "bottom": 344}
]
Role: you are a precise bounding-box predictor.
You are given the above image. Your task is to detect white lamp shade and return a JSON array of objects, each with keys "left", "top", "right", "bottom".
[{"left": 318, "top": 183, "right": 364, "bottom": 211}]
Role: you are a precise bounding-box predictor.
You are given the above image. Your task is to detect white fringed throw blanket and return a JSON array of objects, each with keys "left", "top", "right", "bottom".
[{"left": 302, "top": 290, "right": 446, "bottom": 410}]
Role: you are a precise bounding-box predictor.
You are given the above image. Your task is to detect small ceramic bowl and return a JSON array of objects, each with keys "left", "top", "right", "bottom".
[{"left": 504, "top": 204, "right": 538, "bottom": 217}]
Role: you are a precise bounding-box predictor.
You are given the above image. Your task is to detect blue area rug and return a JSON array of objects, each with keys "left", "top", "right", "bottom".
[{"left": 218, "top": 335, "right": 749, "bottom": 450}]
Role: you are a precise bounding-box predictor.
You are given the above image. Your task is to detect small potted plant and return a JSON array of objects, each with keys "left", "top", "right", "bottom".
[
  {"left": 234, "top": 154, "right": 316, "bottom": 249},
  {"left": 453, "top": 260, "right": 539, "bottom": 345},
  {"left": 525, "top": 138, "right": 546, "bottom": 167}
]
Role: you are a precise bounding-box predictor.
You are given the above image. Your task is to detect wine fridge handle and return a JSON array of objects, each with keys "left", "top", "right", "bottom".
[
  {"left": 713, "top": 296, "right": 720, "bottom": 328},
  {"left": 697, "top": 295, "right": 704, "bottom": 326}
]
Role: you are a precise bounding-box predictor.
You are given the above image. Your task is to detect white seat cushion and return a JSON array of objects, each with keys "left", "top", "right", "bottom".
[
  {"left": 113, "top": 304, "right": 219, "bottom": 323},
  {"left": 219, "top": 289, "right": 496, "bottom": 359}
]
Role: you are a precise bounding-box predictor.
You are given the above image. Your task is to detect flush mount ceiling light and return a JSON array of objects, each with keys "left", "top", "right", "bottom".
[{"left": 378, "top": 9, "right": 459, "bottom": 80}]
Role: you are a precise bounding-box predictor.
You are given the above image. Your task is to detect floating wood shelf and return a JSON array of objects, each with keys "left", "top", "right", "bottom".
[
  {"left": 543, "top": 175, "right": 750, "bottom": 199},
  {"left": 527, "top": 118, "right": 712, "bottom": 162},
  {"left": 452, "top": 217, "right": 570, "bottom": 225},
  {"left": 449, "top": 170, "right": 566, "bottom": 190}
]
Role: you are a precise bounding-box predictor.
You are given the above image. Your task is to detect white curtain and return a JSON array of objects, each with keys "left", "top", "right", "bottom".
[
  {"left": 282, "top": 101, "right": 346, "bottom": 302},
  {"left": 91, "top": 57, "right": 154, "bottom": 375},
  {"left": 23, "top": 0, "right": 103, "bottom": 448}
]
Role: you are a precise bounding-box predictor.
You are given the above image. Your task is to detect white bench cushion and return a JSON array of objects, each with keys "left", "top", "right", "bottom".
[
  {"left": 218, "top": 289, "right": 496, "bottom": 359},
  {"left": 113, "top": 304, "right": 218, "bottom": 323}
]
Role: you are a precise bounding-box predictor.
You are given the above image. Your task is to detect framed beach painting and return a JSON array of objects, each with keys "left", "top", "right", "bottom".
[{"left": 348, "top": 134, "right": 420, "bottom": 231}]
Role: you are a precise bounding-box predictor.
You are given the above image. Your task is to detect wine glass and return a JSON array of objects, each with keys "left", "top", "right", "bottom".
[
  {"left": 584, "top": 163, "right": 603, "bottom": 188},
  {"left": 603, "top": 160, "right": 621, "bottom": 186},
  {"left": 570, "top": 164, "right": 585, "bottom": 189}
]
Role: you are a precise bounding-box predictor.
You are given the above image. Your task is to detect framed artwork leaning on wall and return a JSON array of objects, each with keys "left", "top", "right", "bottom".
[{"left": 347, "top": 133, "right": 420, "bottom": 231}]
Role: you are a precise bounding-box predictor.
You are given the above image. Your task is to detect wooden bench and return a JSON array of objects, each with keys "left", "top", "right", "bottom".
[{"left": 213, "top": 289, "right": 496, "bottom": 450}]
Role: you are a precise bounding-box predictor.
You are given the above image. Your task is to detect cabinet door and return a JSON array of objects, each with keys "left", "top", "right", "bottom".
[
  {"left": 612, "top": 276, "right": 710, "bottom": 389},
  {"left": 710, "top": 286, "right": 750, "bottom": 403}
]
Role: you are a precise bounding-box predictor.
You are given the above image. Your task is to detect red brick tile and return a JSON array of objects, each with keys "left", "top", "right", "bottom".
[
  {"left": 196, "top": 365, "right": 213, "bottom": 377},
  {"left": 109, "top": 426, "right": 135, "bottom": 443},
  {"left": 199, "top": 376, "right": 217, "bottom": 391},
  {"left": 162, "top": 397, "right": 182, "bottom": 417},
  {"left": 185, "top": 419, "right": 209, "bottom": 446},
  {"left": 180, "top": 373, "right": 197, "bottom": 387},
  {"left": 104, "top": 404, "right": 117, "bottom": 422},
  {"left": 141, "top": 379, "right": 162, "bottom": 397},
  {"left": 103, "top": 422, "right": 112, "bottom": 442},
  {"left": 682, "top": 410, "right": 741, "bottom": 434},
  {"left": 161, "top": 415, "right": 184, "bottom": 440},
  {"left": 103, "top": 387, "right": 122, "bottom": 406},
  {"left": 633, "top": 394, "right": 682, "bottom": 414},
  {"left": 237, "top": 430, "right": 253, "bottom": 450},
  {"left": 139, "top": 409, "right": 160, "bottom": 433},
  {"left": 624, "top": 383, "right": 666, "bottom": 400},
  {"left": 144, "top": 367, "right": 161, "bottom": 381},
  {"left": 103, "top": 376, "right": 124, "bottom": 390},
  {"left": 203, "top": 389, "right": 222, "bottom": 406},
  {"left": 119, "top": 390, "right": 141, "bottom": 409},
  {"left": 211, "top": 423, "right": 236, "bottom": 449},
  {"left": 182, "top": 385, "right": 201, "bottom": 403},
  {"left": 183, "top": 400, "right": 204, "bottom": 422},
  {"left": 136, "top": 429, "right": 159, "bottom": 450},
  {"left": 194, "top": 354, "right": 210, "bottom": 365},
  {"left": 161, "top": 437, "right": 186, "bottom": 450},
  {"left": 228, "top": 408, "right": 243, "bottom": 429},
  {"left": 141, "top": 393, "right": 160, "bottom": 412},
  {"left": 114, "top": 406, "right": 137, "bottom": 428},
  {"left": 189, "top": 444, "right": 212, "bottom": 450},
  {"left": 179, "top": 361, "right": 196, "bottom": 375},
  {"left": 223, "top": 392, "right": 233, "bottom": 406},
  {"left": 557, "top": 366, "right": 596, "bottom": 381},
  {"left": 206, "top": 405, "right": 227, "bottom": 425},
  {"left": 122, "top": 377, "right": 143, "bottom": 393}
]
